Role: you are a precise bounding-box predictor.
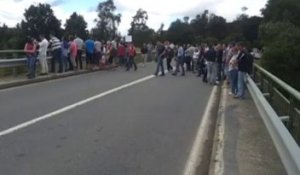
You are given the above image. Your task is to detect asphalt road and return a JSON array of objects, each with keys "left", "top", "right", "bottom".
[{"left": 0, "top": 63, "right": 213, "bottom": 175}]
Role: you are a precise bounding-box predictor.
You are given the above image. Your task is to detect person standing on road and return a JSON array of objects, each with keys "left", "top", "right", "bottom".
[
  {"left": 154, "top": 41, "right": 166, "bottom": 76},
  {"left": 192, "top": 48, "right": 200, "bottom": 73},
  {"left": 216, "top": 44, "right": 223, "bottom": 84},
  {"left": 206, "top": 45, "right": 217, "bottom": 85},
  {"left": 126, "top": 43, "right": 137, "bottom": 71},
  {"left": 74, "top": 36, "right": 84, "bottom": 70},
  {"left": 228, "top": 46, "right": 239, "bottom": 95},
  {"left": 61, "top": 36, "right": 69, "bottom": 72},
  {"left": 85, "top": 38, "right": 95, "bottom": 70},
  {"left": 94, "top": 40, "right": 102, "bottom": 70},
  {"left": 141, "top": 43, "right": 148, "bottom": 67},
  {"left": 235, "top": 42, "right": 248, "bottom": 99},
  {"left": 37, "top": 34, "right": 49, "bottom": 75},
  {"left": 69, "top": 36, "right": 78, "bottom": 70},
  {"left": 117, "top": 42, "right": 126, "bottom": 67},
  {"left": 172, "top": 45, "right": 185, "bottom": 76},
  {"left": 49, "top": 33, "right": 62, "bottom": 73},
  {"left": 24, "top": 36, "right": 37, "bottom": 79}
]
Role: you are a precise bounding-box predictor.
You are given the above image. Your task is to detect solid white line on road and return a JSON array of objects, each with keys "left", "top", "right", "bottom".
[
  {"left": 182, "top": 86, "right": 218, "bottom": 175},
  {"left": 0, "top": 74, "right": 157, "bottom": 137}
]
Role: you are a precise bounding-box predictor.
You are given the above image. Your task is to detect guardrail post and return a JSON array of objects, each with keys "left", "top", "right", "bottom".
[{"left": 288, "top": 96, "right": 295, "bottom": 135}]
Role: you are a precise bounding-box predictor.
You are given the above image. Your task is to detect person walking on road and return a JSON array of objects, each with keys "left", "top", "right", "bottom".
[
  {"left": 24, "top": 36, "right": 37, "bottom": 79},
  {"left": 172, "top": 45, "right": 185, "bottom": 76},
  {"left": 74, "top": 36, "right": 84, "bottom": 70},
  {"left": 37, "top": 34, "right": 49, "bottom": 75},
  {"left": 49, "top": 33, "right": 62, "bottom": 73},
  {"left": 154, "top": 41, "right": 166, "bottom": 76}
]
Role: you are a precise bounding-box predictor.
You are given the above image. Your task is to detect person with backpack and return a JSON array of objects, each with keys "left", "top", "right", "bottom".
[{"left": 126, "top": 43, "right": 137, "bottom": 71}]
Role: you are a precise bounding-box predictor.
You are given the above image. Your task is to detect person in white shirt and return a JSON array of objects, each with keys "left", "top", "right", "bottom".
[
  {"left": 38, "top": 34, "right": 49, "bottom": 75},
  {"left": 74, "top": 36, "right": 84, "bottom": 69},
  {"left": 192, "top": 48, "right": 200, "bottom": 73}
]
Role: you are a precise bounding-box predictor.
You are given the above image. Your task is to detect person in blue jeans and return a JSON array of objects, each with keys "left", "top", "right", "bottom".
[
  {"left": 228, "top": 47, "right": 239, "bottom": 95},
  {"left": 236, "top": 42, "right": 249, "bottom": 99},
  {"left": 24, "top": 37, "right": 37, "bottom": 79},
  {"left": 172, "top": 45, "right": 185, "bottom": 76},
  {"left": 154, "top": 41, "right": 166, "bottom": 76}
]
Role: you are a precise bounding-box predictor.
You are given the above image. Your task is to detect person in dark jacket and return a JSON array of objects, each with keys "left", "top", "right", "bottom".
[
  {"left": 154, "top": 41, "right": 166, "bottom": 76},
  {"left": 235, "top": 42, "right": 249, "bottom": 99},
  {"left": 205, "top": 45, "right": 217, "bottom": 84}
]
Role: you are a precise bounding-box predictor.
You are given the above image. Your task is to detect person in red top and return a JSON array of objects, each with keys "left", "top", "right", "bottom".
[
  {"left": 24, "top": 36, "right": 37, "bottom": 79},
  {"left": 69, "top": 36, "right": 78, "bottom": 70},
  {"left": 117, "top": 42, "right": 126, "bottom": 66},
  {"left": 126, "top": 43, "right": 137, "bottom": 71}
]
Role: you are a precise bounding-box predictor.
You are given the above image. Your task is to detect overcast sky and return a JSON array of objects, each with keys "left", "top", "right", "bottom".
[{"left": 0, "top": 0, "right": 267, "bottom": 35}]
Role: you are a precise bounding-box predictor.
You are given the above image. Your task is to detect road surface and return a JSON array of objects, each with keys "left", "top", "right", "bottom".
[{"left": 0, "top": 63, "right": 213, "bottom": 175}]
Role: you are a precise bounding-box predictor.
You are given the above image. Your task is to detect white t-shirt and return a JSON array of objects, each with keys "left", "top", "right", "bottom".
[
  {"left": 74, "top": 37, "right": 84, "bottom": 50},
  {"left": 228, "top": 54, "right": 238, "bottom": 71},
  {"left": 38, "top": 39, "right": 49, "bottom": 57},
  {"left": 193, "top": 51, "right": 200, "bottom": 60}
]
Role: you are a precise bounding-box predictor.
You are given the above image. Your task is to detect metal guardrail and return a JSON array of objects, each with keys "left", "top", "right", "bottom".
[{"left": 248, "top": 63, "right": 300, "bottom": 175}]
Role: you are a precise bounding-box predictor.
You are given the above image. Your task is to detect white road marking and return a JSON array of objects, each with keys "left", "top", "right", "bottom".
[
  {"left": 182, "top": 86, "right": 218, "bottom": 175},
  {"left": 0, "top": 74, "right": 156, "bottom": 137}
]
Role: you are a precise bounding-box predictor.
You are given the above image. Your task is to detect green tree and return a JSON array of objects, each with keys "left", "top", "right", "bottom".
[
  {"left": 65, "top": 12, "right": 88, "bottom": 39},
  {"left": 260, "top": 0, "right": 300, "bottom": 90},
  {"left": 128, "top": 9, "right": 154, "bottom": 46},
  {"left": 166, "top": 19, "right": 194, "bottom": 44},
  {"left": 0, "top": 23, "right": 23, "bottom": 50},
  {"left": 21, "top": 3, "right": 62, "bottom": 39},
  {"left": 93, "top": 0, "right": 121, "bottom": 40}
]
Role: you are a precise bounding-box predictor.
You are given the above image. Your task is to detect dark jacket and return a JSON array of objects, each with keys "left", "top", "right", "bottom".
[
  {"left": 206, "top": 48, "right": 216, "bottom": 62},
  {"left": 237, "top": 50, "right": 249, "bottom": 72}
]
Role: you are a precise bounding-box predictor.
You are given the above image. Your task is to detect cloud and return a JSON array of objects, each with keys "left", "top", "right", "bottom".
[
  {"left": 0, "top": 0, "right": 267, "bottom": 36},
  {"left": 50, "top": 0, "right": 66, "bottom": 7}
]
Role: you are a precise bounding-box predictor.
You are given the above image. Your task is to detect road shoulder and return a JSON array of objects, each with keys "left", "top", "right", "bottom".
[{"left": 209, "top": 84, "right": 286, "bottom": 175}]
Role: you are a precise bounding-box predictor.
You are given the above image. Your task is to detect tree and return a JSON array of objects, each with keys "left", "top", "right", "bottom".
[
  {"left": 259, "top": 0, "right": 300, "bottom": 90},
  {"left": 93, "top": 0, "right": 121, "bottom": 40},
  {"left": 128, "top": 9, "right": 154, "bottom": 46},
  {"left": 167, "top": 19, "right": 194, "bottom": 44},
  {"left": 190, "top": 10, "right": 209, "bottom": 37},
  {"left": 21, "top": 3, "right": 62, "bottom": 39},
  {"left": 206, "top": 14, "right": 227, "bottom": 40},
  {"left": 0, "top": 24, "right": 23, "bottom": 50},
  {"left": 65, "top": 12, "right": 88, "bottom": 39}
]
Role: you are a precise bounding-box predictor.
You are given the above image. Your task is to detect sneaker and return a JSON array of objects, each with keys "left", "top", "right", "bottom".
[{"left": 228, "top": 92, "right": 233, "bottom": 96}]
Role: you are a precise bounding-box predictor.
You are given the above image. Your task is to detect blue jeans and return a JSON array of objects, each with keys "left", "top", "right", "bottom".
[
  {"left": 230, "top": 69, "right": 238, "bottom": 95},
  {"left": 27, "top": 55, "right": 36, "bottom": 78},
  {"left": 174, "top": 56, "right": 185, "bottom": 75},
  {"left": 237, "top": 71, "right": 246, "bottom": 98},
  {"left": 155, "top": 55, "right": 165, "bottom": 75}
]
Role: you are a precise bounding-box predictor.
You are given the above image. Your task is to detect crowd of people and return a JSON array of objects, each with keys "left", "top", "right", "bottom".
[
  {"left": 153, "top": 41, "right": 254, "bottom": 99},
  {"left": 24, "top": 34, "right": 253, "bottom": 99},
  {"left": 24, "top": 34, "right": 142, "bottom": 79}
]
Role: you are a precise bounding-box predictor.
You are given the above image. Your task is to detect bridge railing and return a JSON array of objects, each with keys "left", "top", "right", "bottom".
[
  {"left": 248, "top": 63, "right": 300, "bottom": 175},
  {"left": 0, "top": 49, "right": 157, "bottom": 76}
]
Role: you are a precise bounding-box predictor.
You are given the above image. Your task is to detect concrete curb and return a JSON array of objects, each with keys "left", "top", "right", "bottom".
[
  {"left": 208, "top": 84, "right": 227, "bottom": 175},
  {"left": 0, "top": 66, "right": 118, "bottom": 90}
]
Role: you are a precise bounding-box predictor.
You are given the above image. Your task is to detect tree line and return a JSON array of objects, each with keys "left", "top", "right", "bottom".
[{"left": 0, "top": 0, "right": 299, "bottom": 90}]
